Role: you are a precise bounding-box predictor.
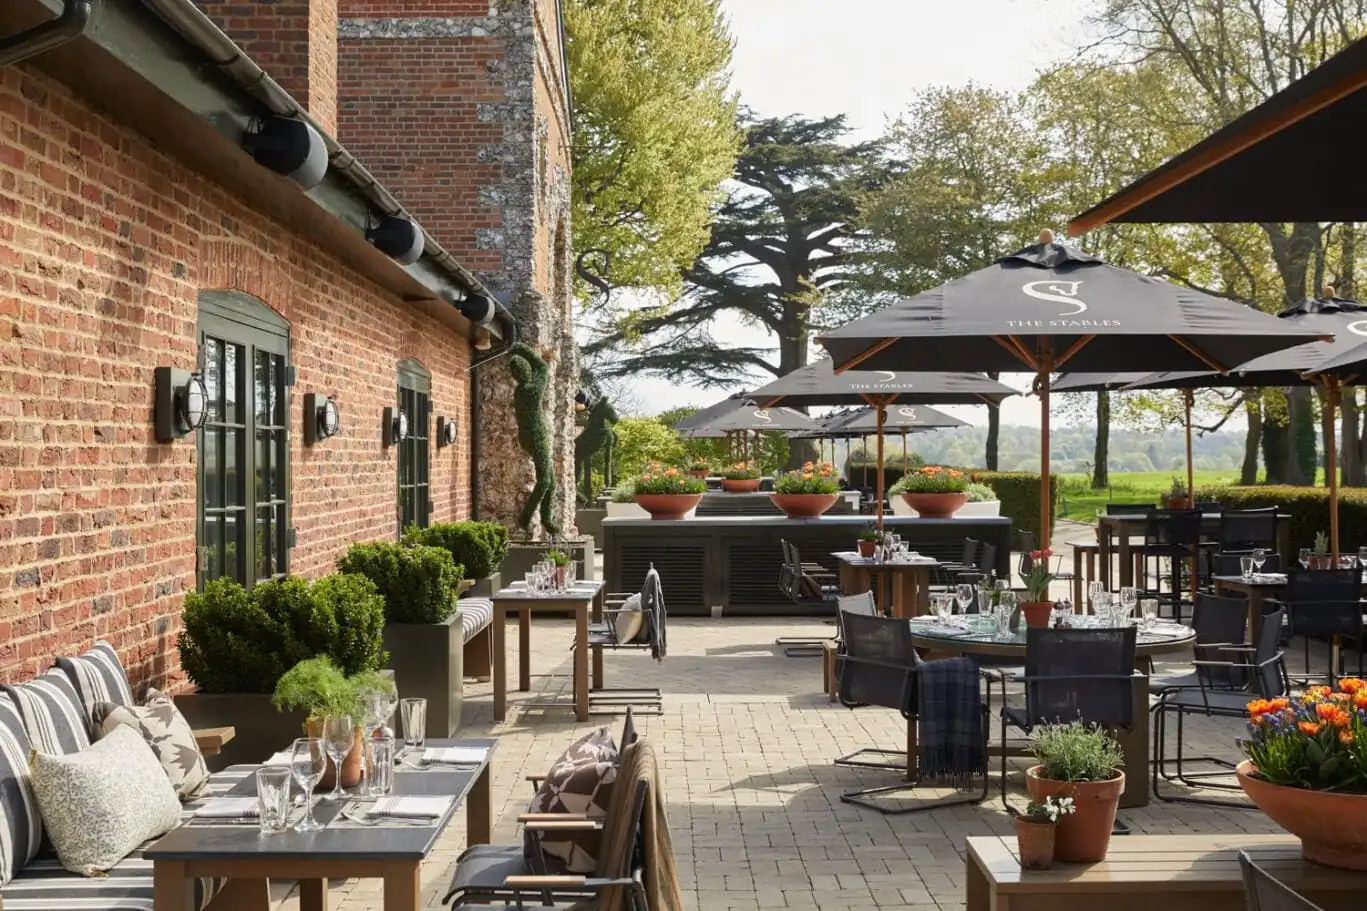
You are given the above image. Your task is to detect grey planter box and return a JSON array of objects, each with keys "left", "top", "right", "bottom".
[
  {"left": 502, "top": 539, "right": 595, "bottom": 585},
  {"left": 576, "top": 508, "right": 606, "bottom": 543},
  {"left": 465, "top": 571, "right": 502, "bottom": 599},
  {"left": 175, "top": 693, "right": 308, "bottom": 773},
  {"left": 382, "top": 615, "right": 464, "bottom": 739}
]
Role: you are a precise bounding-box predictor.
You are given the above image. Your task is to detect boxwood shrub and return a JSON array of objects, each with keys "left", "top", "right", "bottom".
[
  {"left": 404, "top": 521, "right": 509, "bottom": 580},
  {"left": 1194, "top": 484, "right": 1360, "bottom": 553},
  {"left": 337, "top": 541, "right": 463, "bottom": 625},
  {"left": 971, "top": 470, "right": 1059, "bottom": 543}
]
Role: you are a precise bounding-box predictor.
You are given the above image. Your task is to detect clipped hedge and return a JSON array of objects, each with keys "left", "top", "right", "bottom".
[
  {"left": 842, "top": 460, "right": 908, "bottom": 492},
  {"left": 1194, "top": 485, "right": 1365, "bottom": 553},
  {"left": 404, "top": 521, "right": 509, "bottom": 580},
  {"left": 337, "top": 541, "right": 463, "bottom": 625},
  {"left": 972, "top": 471, "right": 1060, "bottom": 544}
]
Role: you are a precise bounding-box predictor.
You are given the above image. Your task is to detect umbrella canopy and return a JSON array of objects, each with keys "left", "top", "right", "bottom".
[
  {"left": 825, "top": 404, "right": 967, "bottom": 434},
  {"left": 673, "top": 393, "right": 752, "bottom": 432},
  {"left": 1052, "top": 372, "right": 1151, "bottom": 393},
  {"left": 746, "top": 358, "right": 1015, "bottom": 407},
  {"left": 681, "top": 404, "right": 820, "bottom": 437}
]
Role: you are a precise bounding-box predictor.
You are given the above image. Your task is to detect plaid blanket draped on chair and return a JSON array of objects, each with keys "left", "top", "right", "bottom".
[{"left": 916, "top": 657, "right": 984, "bottom": 786}]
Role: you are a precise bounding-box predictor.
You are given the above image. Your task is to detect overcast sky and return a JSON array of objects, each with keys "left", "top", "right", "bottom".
[{"left": 590, "top": 0, "right": 1102, "bottom": 427}]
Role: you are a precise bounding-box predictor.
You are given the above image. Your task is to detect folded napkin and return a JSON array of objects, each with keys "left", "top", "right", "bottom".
[
  {"left": 422, "top": 746, "right": 488, "bottom": 765},
  {"left": 194, "top": 797, "right": 260, "bottom": 818},
  {"left": 369, "top": 796, "right": 452, "bottom": 819}
]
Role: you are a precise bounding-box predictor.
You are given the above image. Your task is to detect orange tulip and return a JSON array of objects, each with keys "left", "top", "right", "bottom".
[
  {"left": 1340, "top": 729, "right": 1355, "bottom": 746},
  {"left": 1299, "top": 721, "right": 1323, "bottom": 736},
  {"left": 1340, "top": 678, "right": 1365, "bottom": 694}
]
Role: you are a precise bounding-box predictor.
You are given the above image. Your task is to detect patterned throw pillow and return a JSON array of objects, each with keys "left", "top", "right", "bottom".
[
  {"left": 29, "top": 725, "right": 182, "bottom": 876},
  {"left": 0, "top": 695, "right": 41, "bottom": 886},
  {"left": 523, "top": 727, "right": 619, "bottom": 874},
  {"left": 92, "top": 688, "right": 209, "bottom": 800}
]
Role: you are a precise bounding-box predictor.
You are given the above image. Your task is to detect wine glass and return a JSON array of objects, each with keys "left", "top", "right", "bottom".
[
  {"left": 1119, "top": 586, "right": 1138, "bottom": 620},
  {"left": 955, "top": 584, "right": 975, "bottom": 616},
  {"left": 290, "top": 737, "right": 326, "bottom": 831},
  {"left": 996, "top": 591, "right": 1017, "bottom": 639},
  {"left": 1252, "top": 548, "right": 1267, "bottom": 576},
  {"left": 1359, "top": 547, "right": 1367, "bottom": 576},
  {"left": 1087, "top": 580, "right": 1104, "bottom": 613},
  {"left": 1299, "top": 548, "right": 1311, "bottom": 570},
  {"left": 321, "top": 715, "right": 353, "bottom": 802}
]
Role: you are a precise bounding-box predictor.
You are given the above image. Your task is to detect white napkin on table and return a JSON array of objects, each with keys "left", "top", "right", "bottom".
[
  {"left": 422, "top": 746, "right": 488, "bottom": 765},
  {"left": 369, "top": 796, "right": 452, "bottom": 819},
  {"left": 194, "top": 797, "right": 260, "bottom": 818}
]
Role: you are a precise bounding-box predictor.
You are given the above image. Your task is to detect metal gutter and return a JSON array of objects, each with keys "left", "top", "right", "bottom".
[{"left": 0, "top": 0, "right": 90, "bottom": 65}]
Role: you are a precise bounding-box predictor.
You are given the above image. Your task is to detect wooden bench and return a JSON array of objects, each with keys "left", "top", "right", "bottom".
[
  {"left": 459, "top": 597, "right": 495, "bottom": 682},
  {"left": 966, "top": 834, "right": 1365, "bottom": 911},
  {"left": 192, "top": 725, "right": 235, "bottom": 758}
]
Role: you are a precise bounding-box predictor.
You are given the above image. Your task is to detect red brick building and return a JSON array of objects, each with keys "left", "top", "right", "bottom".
[{"left": 0, "top": 0, "right": 567, "bottom": 688}]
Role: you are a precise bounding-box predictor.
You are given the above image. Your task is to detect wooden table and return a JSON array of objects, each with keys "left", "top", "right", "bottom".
[
  {"left": 491, "top": 581, "right": 605, "bottom": 722},
  {"left": 1096, "top": 512, "right": 1290, "bottom": 589},
  {"left": 1213, "top": 572, "right": 1364, "bottom": 669},
  {"left": 833, "top": 551, "right": 938, "bottom": 619},
  {"left": 966, "top": 834, "right": 1365, "bottom": 911},
  {"left": 1071, "top": 542, "right": 1100, "bottom": 608},
  {"left": 909, "top": 619, "right": 1196, "bottom": 809},
  {"left": 146, "top": 738, "right": 495, "bottom": 911}
]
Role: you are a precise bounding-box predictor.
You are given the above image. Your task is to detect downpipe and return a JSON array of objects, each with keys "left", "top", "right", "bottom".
[{"left": 0, "top": 0, "right": 92, "bottom": 66}]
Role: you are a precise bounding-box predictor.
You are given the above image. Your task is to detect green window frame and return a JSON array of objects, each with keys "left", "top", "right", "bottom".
[
  {"left": 196, "top": 292, "right": 291, "bottom": 589},
  {"left": 397, "top": 359, "right": 432, "bottom": 533}
]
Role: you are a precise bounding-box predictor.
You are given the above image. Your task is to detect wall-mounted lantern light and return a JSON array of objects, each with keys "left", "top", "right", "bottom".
[
  {"left": 472, "top": 327, "right": 492, "bottom": 351},
  {"left": 436, "top": 416, "right": 458, "bottom": 449},
  {"left": 383, "top": 406, "right": 409, "bottom": 447},
  {"left": 241, "top": 117, "right": 328, "bottom": 190},
  {"left": 366, "top": 214, "right": 424, "bottom": 265},
  {"left": 303, "top": 393, "right": 340, "bottom": 445},
  {"left": 154, "top": 367, "right": 208, "bottom": 442}
]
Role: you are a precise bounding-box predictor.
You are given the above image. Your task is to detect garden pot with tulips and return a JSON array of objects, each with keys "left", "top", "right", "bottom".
[
  {"left": 1019, "top": 546, "right": 1058, "bottom": 628},
  {"left": 632, "top": 464, "right": 706, "bottom": 520},
  {"left": 1024, "top": 723, "right": 1126, "bottom": 863},
  {"left": 890, "top": 466, "right": 968, "bottom": 518},
  {"left": 720, "top": 463, "right": 762, "bottom": 493},
  {"left": 769, "top": 462, "right": 840, "bottom": 519},
  {"left": 1238, "top": 681, "right": 1367, "bottom": 870}
]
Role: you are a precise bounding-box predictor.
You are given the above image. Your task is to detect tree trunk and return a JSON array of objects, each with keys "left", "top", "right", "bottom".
[
  {"left": 777, "top": 302, "right": 812, "bottom": 469},
  {"left": 1346, "top": 388, "right": 1366, "bottom": 487},
  {"left": 1241, "top": 395, "right": 1262, "bottom": 486},
  {"left": 985, "top": 372, "right": 1000, "bottom": 470},
  {"left": 1262, "top": 397, "right": 1289, "bottom": 485},
  {"left": 1093, "top": 390, "right": 1110, "bottom": 489},
  {"left": 1287, "top": 387, "right": 1316, "bottom": 485}
]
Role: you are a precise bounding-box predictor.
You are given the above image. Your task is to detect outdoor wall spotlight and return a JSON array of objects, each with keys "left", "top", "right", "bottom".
[
  {"left": 241, "top": 117, "right": 328, "bottom": 190},
  {"left": 383, "top": 406, "right": 409, "bottom": 447},
  {"left": 457, "top": 292, "right": 497, "bottom": 327},
  {"left": 303, "top": 393, "right": 341, "bottom": 445},
  {"left": 436, "top": 416, "right": 458, "bottom": 448},
  {"left": 154, "top": 367, "right": 209, "bottom": 443},
  {"left": 366, "top": 215, "right": 425, "bottom": 265}
]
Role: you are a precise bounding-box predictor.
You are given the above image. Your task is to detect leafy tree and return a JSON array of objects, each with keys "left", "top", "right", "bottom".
[
  {"left": 612, "top": 417, "right": 686, "bottom": 479},
  {"left": 566, "top": 0, "right": 741, "bottom": 298}
]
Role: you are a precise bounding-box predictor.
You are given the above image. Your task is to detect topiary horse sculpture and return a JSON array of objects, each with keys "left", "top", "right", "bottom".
[{"left": 574, "top": 396, "right": 619, "bottom": 505}]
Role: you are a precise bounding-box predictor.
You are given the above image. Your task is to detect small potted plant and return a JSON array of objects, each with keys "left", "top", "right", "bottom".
[
  {"left": 889, "top": 466, "right": 968, "bottom": 518},
  {"left": 632, "top": 463, "right": 706, "bottom": 520},
  {"left": 1309, "top": 530, "right": 1332, "bottom": 569},
  {"left": 1019, "top": 547, "right": 1057, "bottom": 628},
  {"left": 688, "top": 458, "right": 712, "bottom": 479},
  {"left": 544, "top": 548, "right": 572, "bottom": 587},
  {"left": 857, "top": 525, "right": 880, "bottom": 558},
  {"left": 1013, "top": 795, "right": 1076, "bottom": 870},
  {"left": 1025, "top": 722, "right": 1126, "bottom": 863},
  {"left": 1163, "top": 476, "right": 1190, "bottom": 509},
  {"left": 272, "top": 658, "right": 394, "bottom": 789},
  {"left": 721, "top": 462, "right": 763, "bottom": 493},
  {"left": 770, "top": 462, "right": 841, "bottom": 518}
]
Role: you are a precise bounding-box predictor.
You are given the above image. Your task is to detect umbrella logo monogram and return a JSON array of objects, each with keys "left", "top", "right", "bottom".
[
  {"left": 1347, "top": 320, "right": 1367, "bottom": 337},
  {"left": 876, "top": 370, "right": 899, "bottom": 383},
  {"left": 753, "top": 410, "right": 773, "bottom": 424},
  {"left": 896, "top": 407, "right": 917, "bottom": 421},
  {"left": 1022, "top": 280, "right": 1088, "bottom": 316}
]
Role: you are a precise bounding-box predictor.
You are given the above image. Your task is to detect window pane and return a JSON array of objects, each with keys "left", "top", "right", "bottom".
[
  {"left": 256, "top": 430, "right": 269, "bottom": 501},
  {"left": 254, "top": 351, "right": 270, "bottom": 425},
  {"left": 205, "top": 516, "right": 222, "bottom": 581},
  {"left": 224, "top": 429, "right": 239, "bottom": 506},
  {"left": 203, "top": 428, "right": 221, "bottom": 509},
  {"left": 203, "top": 338, "right": 221, "bottom": 423},
  {"left": 273, "top": 430, "right": 286, "bottom": 502},
  {"left": 275, "top": 504, "right": 288, "bottom": 576},
  {"left": 224, "top": 342, "right": 239, "bottom": 426},
  {"left": 223, "top": 512, "right": 243, "bottom": 584},
  {"left": 256, "top": 507, "right": 273, "bottom": 580},
  {"left": 272, "top": 355, "right": 285, "bottom": 426}
]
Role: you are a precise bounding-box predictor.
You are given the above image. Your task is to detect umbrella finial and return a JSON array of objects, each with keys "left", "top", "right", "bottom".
[
  {"left": 1323, "top": 284, "right": 1337, "bottom": 299},
  {"left": 1037, "top": 228, "right": 1056, "bottom": 245}
]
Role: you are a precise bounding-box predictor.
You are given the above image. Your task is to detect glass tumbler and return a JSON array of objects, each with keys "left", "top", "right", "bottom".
[
  {"left": 256, "top": 766, "right": 292, "bottom": 834},
  {"left": 400, "top": 697, "right": 427, "bottom": 753},
  {"left": 371, "top": 737, "right": 395, "bottom": 795}
]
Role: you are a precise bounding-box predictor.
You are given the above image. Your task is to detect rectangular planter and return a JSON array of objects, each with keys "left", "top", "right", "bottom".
[
  {"left": 174, "top": 693, "right": 309, "bottom": 773},
  {"left": 465, "top": 571, "right": 502, "bottom": 599},
  {"left": 501, "top": 540, "right": 595, "bottom": 585},
  {"left": 382, "top": 615, "right": 464, "bottom": 739}
]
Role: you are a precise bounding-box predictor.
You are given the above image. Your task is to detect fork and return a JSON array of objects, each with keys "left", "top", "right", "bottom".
[{"left": 340, "top": 809, "right": 431, "bottom": 827}]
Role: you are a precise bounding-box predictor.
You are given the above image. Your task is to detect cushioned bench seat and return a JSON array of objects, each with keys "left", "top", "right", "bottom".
[
  {"left": 460, "top": 598, "right": 495, "bottom": 680},
  {"left": 460, "top": 599, "right": 494, "bottom": 643}
]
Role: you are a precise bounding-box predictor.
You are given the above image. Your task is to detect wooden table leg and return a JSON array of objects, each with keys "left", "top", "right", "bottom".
[
  {"left": 1073, "top": 548, "right": 1084, "bottom": 609},
  {"left": 965, "top": 852, "right": 991, "bottom": 911},
  {"left": 1117, "top": 670, "right": 1150, "bottom": 809},
  {"left": 839, "top": 563, "right": 858, "bottom": 595},
  {"left": 574, "top": 600, "right": 589, "bottom": 722},
  {"left": 1099, "top": 522, "right": 1113, "bottom": 589},
  {"left": 518, "top": 605, "right": 531, "bottom": 692},
  {"left": 591, "top": 589, "right": 604, "bottom": 690},
  {"left": 299, "top": 879, "right": 329, "bottom": 911},
  {"left": 153, "top": 861, "right": 193, "bottom": 911},
  {"left": 383, "top": 861, "right": 421, "bottom": 911},
  {"left": 1119, "top": 533, "right": 1134, "bottom": 588},
  {"left": 913, "top": 568, "right": 929, "bottom": 617},
  {"left": 492, "top": 601, "right": 507, "bottom": 722},
  {"left": 467, "top": 762, "right": 492, "bottom": 846},
  {"left": 890, "top": 573, "right": 909, "bottom": 619}
]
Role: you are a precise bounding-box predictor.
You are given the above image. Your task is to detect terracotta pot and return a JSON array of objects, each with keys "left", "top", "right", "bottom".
[
  {"left": 304, "top": 718, "right": 365, "bottom": 790},
  {"left": 1237, "top": 761, "right": 1367, "bottom": 870},
  {"left": 1308, "top": 555, "right": 1334, "bottom": 570},
  {"left": 769, "top": 493, "right": 839, "bottom": 519},
  {"left": 1020, "top": 601, "right": 1054, "bottom": 629},
  {"left": 857, "top": 540, "right": 877, "bottom": 558},
  {"left": 722, "top": 477, "right": 762, "bottom": 493},
  {"left": 899, "top": 492, "right": 968, "bottom": 518},
  {"left": 1163, "top": 496, "right": 1192, "bottom": 509},
  {"left": 688, "top": 469, "right": 710, "bottom": 478},
  {"left": 1025, "top": 766, "right": 1124, "bottom": 862},
  {"left": 1013, "top": 817, "right": 1057, "bottom": 870},
  {"left": 634, "top": 493, "right": 703, "bottom": 520}
]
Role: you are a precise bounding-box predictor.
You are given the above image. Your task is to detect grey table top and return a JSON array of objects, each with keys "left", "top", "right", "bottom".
[
  {"left": 831, "top": 551, "right": 939, "bottom": 568},
  {"left": 601, "top": 515, "right": 1011, "bottom": 527},
  {"left": 1098, "top": 512, "right": 1290, "bottom": 525},
  {"left": 493, "top": 579, "right": 604, "bottom": 601},
  {"left": 143, "top": 738, "right": 496, "bottom": 863}
]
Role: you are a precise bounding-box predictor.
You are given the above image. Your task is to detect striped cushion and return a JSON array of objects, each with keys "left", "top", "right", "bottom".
[
  {"left": 0, "top": 695, "right": 42, "bottom": 886},
  {"left": 3, "top": 673, "right": 91, "bottom": 757},
  {"left": 55, "top": 642, "right": 135, "bottom": 715},
  {"left": 459, "top": 598, "right": 494, "bottom": 643}
]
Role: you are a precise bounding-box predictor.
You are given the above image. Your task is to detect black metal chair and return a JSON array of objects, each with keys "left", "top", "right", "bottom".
[
  {"left": 775, "top": 540, "right": 839, "bottom": 657},
  {"left": 1148, "top": 593, "right": 1250, "bottom": 693},
  {"left": 1143, "top": 509, "right": 1204, "bottom": 620},
  {"left": 1219, "top": 507, "right": 1280, "bottom": 554},
  {"left": 930, "top": 541, "right": 997, "bottom": 593},
  {"left": 933, "top": 537, "right": 979, "bottom": 583},
  {"left": 1106, "top": 503, "right": 1156, "bottom": 515},
  {"left": 834, "top": 611, "right": 989, "bottom": 814},
  {"left": 1150, "top": 607, "right": 1288, "bottom": 807},
  {"left": 1240, "top": 850, "right": 1326, "bottom": 911},
  {"left": 523, "top": 707, "right": 639, "bottom": 795},
  {"left": 996, "top": 627, "right": 1138, "bottom": 809},
  {"left": 1210, "top": 551, "right": 1283, "bottom": 577},
  {"left": 1018, "top": 530, "right": 1074, "bottom": 592},
  {"left": 582, "top": 567, "right": 665, "bottom": 714},
  {"left": 1269, "top": 569, "right": 1363, "bottom": 684}
]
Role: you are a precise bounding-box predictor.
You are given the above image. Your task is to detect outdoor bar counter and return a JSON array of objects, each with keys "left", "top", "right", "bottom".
[{"left": 602, "top": 514, "right": 1012, "bottom": 616}]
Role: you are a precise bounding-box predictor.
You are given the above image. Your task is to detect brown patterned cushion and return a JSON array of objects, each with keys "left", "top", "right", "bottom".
[
  {"left": 523, "top": 727, "right": 619, "bottom": 873},
  {"left": 91, "top": 688, "right": 209, "bottom": 800}
]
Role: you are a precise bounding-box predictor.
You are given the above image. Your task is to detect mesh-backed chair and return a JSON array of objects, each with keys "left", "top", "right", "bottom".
[
  {"left": 1269, "top": 569, "right": 1363, "bottom": 684},
  {"left": 1150, "top": 608, "right": 1288, "bottom": 806},
  {"left": 997, "top": 627, "right": 1137, "bottom": 808},
  {"left": 1018, "top": 530, "right": 1073, "bottom": 593},
  {"left": 1148, "top": 594, "right": 1250, "bottom": 693},
  {"left": 1239, "top": 850, "right": 1326, "bottom": 911},
  {"left": 929, "top": 542, "right": 997, "bottom": 593},
  {"left": 834, "top": 611, "right": 989, "bottom": 814},
  {"left": 1143, "top": 509, "right": 1204, "bottom": 620},
  {"left": 775, "top": 540, "right": 839, "bottom": 656},
  {"left": 583, "top": 567, "right": 665, "bottom": 714},
  {"left": 932, "top": 538, "right": 979, "bottom": 586},
  {"left": 1220, "top": 508, "right": 1280, "bottom": 553},
  {"left": 1107, "top": 504, "right": 1156, "bottom": 515},
  {"left": 1210, "top": 551, "right": 1283, "bottom": 577}
]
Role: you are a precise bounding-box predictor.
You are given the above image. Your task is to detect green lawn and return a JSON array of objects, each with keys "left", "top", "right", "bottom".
[{"left": 1056, "top": 470, "right": 1245, "bottom": 523}]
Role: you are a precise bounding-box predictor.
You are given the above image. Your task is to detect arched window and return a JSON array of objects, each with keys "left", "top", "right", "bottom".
[
  {"left": 197, "top": 292, "right": 291, "bottom": 587},
  {"left": 397, "top": 359, "right": 432, "bottom": 532}
]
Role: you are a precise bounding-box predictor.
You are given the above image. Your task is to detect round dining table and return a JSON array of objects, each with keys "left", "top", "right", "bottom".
[{"left": 908, "top": 615, "right": 1197, "bottom": 811}]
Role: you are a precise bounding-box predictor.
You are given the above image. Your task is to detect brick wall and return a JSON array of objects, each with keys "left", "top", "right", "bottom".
[{"left": 0, "top": 63, "right": 472, "bottom": 690}]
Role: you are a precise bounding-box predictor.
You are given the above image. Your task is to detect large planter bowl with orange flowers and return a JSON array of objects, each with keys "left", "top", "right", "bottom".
[
  {"left": 720, "top": 463, "right": 763, "bottom": 493},
  {"left": 889, "top": 466, "right": 969, "bottom": 519},
  {"left": 1237, "top": 681, "right": 1367, "bottom": 870},
  {"left": 770, "top": 462, "right": 841, "bottom": 519},
  {"left": 631, "top": 464, "right": 706, "bottom": 521}
]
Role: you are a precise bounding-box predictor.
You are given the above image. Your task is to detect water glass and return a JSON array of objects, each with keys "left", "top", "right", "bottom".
[
  {"left": 1359, "top": 546, "right": 1367, "bottom": 571},
  {"left": 400, "top": 697, "right": 427, "bottom": 752},
  {"left": 371, "top": 737, "right": 395, "bottom": 796},
  {"left": 1240, "top": 555, "right": 1255, "bottom": 581},
  {"left": 321, "top": 715, "right": 354, "bottom": 802},
  {"left": 256, "top": 766, "right": 293, "bottom": 834},
  {"left": 1140, "top": 598, "right": 1159, "bottom": 628},
  {"left": 976, "top": 588, "right": 992, "bottom": 615},
  {"left": 290, "top": 738, "right": 326, "bottom": 832}
]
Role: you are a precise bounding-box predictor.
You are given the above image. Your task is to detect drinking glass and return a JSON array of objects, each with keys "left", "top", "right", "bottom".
[
  {"left": 955, "top": 584, "right": 975, "bottom": 615},
  {"left": 1119, "top": 586, "right": 1138, "bottom": 618},
  {"left": 1359, "top": 546, "right": 1367, "bottom": 569},
  {"left": 996, "top": 591, "right": 1018, "bottom": 639},
  {"left": 995, "top": 579, "right": 1010, "bottom": 593},
  {"left": 360, "top": 692, "right": 387, "bottom": 795},
  {"left": 400, "top": 697, "right": 427, "bottom": 753},
  {"left": 256, "top": 766, "right": 292, "bottom": 834},
  {"left": 1092, "top": 590, "right": 1111, "bottom": 617},
  {"left": 932, "top": 593, "right": 953, "bottom": 624},
  {"left": 976, "top": 589, "right": 992, "bottom": 615},
  {"left": 1240, "top": 555, "right": 1255, "bottom": 581},
  {"left": 1087, "top": 581, "right": 1104, "bottom": 613},
  {"left": 1140, "top": 598, "right": 1159, "bottom": 629},
  {"left": 1339, "top": 554, "right": 1357, "bottom": 570},
  {"left": 1252, "top": 548, "right": 1267, "bottom": 575},
  {"left": 371, "top": 737, "right": 395, "bottom": 795},
  {"left": 290, "top": 738, "right": 326, "bottom": 832},
  {"left": 321, "top": 715, "right": 353, "bottom": 801},
  {"left": 1299, "top": 548, "right": 1311, "bottom": 570}
]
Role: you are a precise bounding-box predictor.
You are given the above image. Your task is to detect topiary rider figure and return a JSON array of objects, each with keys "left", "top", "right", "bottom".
[
  {"left": 509, "top": 342, "right": 559, "bottom": 536},
  {"left": 574, "top": 396, "right": 619, "bottom": 504}
]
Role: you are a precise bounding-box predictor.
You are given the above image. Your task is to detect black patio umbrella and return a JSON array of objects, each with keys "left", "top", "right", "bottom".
[
  {"left": 830, "top": 405, "right": 967, "bottom": 476},
  {"left": 747, "top": 360, "right": 1016, "bottom": 526},
  {"left": 820, "top": 232, "right": 1327, "bottom": 545},
  {"left": 1052, "top": 372, "right": 1151, "bottom": 393},
  {"left": 674, "top": 393, "right": 752, "bottom": 431},
  {"left": 682, "top": 404, "right": 820, "bottom": 467}
]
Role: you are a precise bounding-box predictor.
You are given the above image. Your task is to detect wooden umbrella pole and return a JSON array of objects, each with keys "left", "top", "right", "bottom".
[
  {"left": 901, "top": 429, "right": 908, "bottom": 473},
  {"left": 1184, "top": 389, "right": 1195, "bottom": 505},
  {"left": 1327, "top": 379, "right": 1341, "bottom": 558},
  {"left": 876, "top": 402, "right": 887, "bottom": 531},
  {"left": 1039, "top": 355, "right": 1054, "bottom": 550}
]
